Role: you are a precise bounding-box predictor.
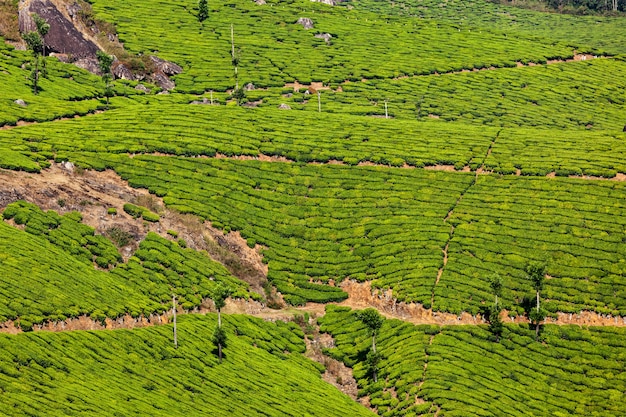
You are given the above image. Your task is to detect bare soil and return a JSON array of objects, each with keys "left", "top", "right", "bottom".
[{"left": 0, "top": 162, "right": 268, "bottom": 294}]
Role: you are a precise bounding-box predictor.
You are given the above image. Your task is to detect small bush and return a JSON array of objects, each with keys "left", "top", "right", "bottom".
[
  {"left": 142, "top": 211, "right": 160, "bottom": 222},
  {"left": 123, "top": 203, "right": 143, "bottom": 218}
]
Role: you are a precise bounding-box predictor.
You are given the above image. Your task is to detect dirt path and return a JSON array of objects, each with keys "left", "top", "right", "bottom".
[
  {"left": 103, "top": 151, "right": 626, "bottom": 183},
  {"left": 1, "top": 279, "right": 625, "bottom": 334}
]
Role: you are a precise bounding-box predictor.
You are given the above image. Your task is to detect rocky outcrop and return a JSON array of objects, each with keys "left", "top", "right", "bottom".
[
  {"left": 74, "top": 57, "right": 99, "bottom": 74},
  {"left": 296, "top": 18, "right": 314, "bottom": 29},
  {"left": 19, "top": 0, "right": 99, "bottom": 59},
  {"left": 150, "top": 56, "right": 182, "bottom": 76},
  {"left": 112, "top": 62, "right": 133, "bottom": 80},
  {"left": 18, "top": 0, "right": 184, "bottom": 90},
  {"left": 135, "top": 84, "right": 151, "bottom": 93},
  {"left": 314, "top": 33, "right": 332, "bottom": 44},
  {"left": 153, "top": 72, "right": 175, "bottom": 90}
]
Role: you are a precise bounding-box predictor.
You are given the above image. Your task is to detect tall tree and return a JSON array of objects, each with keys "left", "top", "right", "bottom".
[
  {"left": 198, "top": 0, "right": 208, "bottom": 22},
  {"left": 211, "top": 284, "right": 231, "bottom": 363},
  {"left": 357, "top": 308, "right": 384, "bottom": 382},
  {"left": 96, "top": 50, "right": 114, "bottom": 108},
  {"left": 23, "top": 13, "right": 49, "bottom": 94},
  {"left": 526, "top": 262, "right": 547, "bottom": 341},
  {"left": 32, "top": 14, "right": 49, "bottom": 76}
]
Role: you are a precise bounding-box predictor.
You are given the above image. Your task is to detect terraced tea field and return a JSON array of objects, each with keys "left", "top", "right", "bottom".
[
  {"left": 0, "top": 314, "right": 373, "bottom": 416},
  {"left": 90, "top": 0, "right": 575, "bottom": 92},
  {"left": 286, "top": 58, "right": 626, "bottom": 130}
]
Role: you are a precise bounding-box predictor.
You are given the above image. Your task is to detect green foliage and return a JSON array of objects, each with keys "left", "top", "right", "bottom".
[
  {"left": 123, "top": 203, "right": 159, "bottom": 222},
  {"left": 526, "top": 261, "right": 547, "bottom": 292},
  {"left": 96, "top": 50, "right": 114, "bottom": 76},
  {"left": 357, "top": 308, "right": 384, "bottom": 336},
  {"left": 87, "top": 0, "right": 575, "bottom": 92},
  {"left": 212, "top": 324, "right": 227, "bottom": 346},
  {"left": 488, "top": 273, "right": 503, "bottom": 302},
  {"left": 488, "top": 305, "right": 504, "bottom": 342},
  {"left": 85, "top": 155, "right": 470, "bottom": 305},
  {"left": 105, "top": 226, "right": 133, "bottom": 247},
  {"left": 198, "top": 0, "right": 209, "bottom": 22},
  {"left": 212, "top": 284, "right": 231, "bottom": 312}
]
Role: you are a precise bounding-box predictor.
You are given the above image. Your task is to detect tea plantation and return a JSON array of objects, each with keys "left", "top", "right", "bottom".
[
  {"left": 1, "top": 0, "right": 626, "bottom": 414},
  {"left": 0, "top": 314, "right": 374, "bottom": 416},
  {"left": 320, "top": 305, "right": 626, "bottom": 417}
]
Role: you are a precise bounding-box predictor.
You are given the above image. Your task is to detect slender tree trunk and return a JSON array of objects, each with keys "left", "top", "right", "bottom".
[
  {"left": 34, "top": 56, "right": 39, "bottom": 95},
  {"left": 384, "top": 100, "right": 388, "bottom": 119},
  {"left": 495, "top": 294, "right": 498, "bottom": 308},
  {"left": 218, "top": 343, "right": 222, "bottom": 363},
  {"left": 536, "top": 290, "right": 540, "bottom": 312},
  {"left": 173, "top": 295, "right": 178, "bottom": 348},
  {"left": 218, "top": 308, "right": 222, "bottom": 328},
  {"left": 372, "top": 332, "right": 378, "bottom": 381},
  {"left": 535, "top": 290, "right": 540, "bottom": 340}
]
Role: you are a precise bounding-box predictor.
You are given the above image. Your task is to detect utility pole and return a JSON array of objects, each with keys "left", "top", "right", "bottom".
[
  {"left": 384, "top": 99, "right": 388, "bottom": 119},
  {"left": 317, "top": 91, "right": 321, "bottom": 113},
  {"left": 172, "top": 294, "right": 178, "bottom": 348}
]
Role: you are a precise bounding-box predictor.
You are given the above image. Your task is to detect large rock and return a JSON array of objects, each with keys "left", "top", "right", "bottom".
[
  {"left": 315, "top": 33, "right": 332, "bottom": 44},
  {"left": 20, "top": 0, "right": 99, "bottom": 59},
  {"left": 14, "top": 99, "right": 27, "bottom": 107},
  {"left": 296, "top": 18, "right": 314, "bottom": 29},
  {"left": 74, "top": 57, "right": 100, "bottom": 74},
  {"left": 311, "top": 0, "right": 337, "bottom": 5},
  {"left": 135, "top": 84, "right": 151, "bottom": 93},
  {"left": 112, "top": 62, "right": 133, "bottom": 80},
  {"left": 149, "top": 56, "right": 183, "bottom": 76},
  {"left": 153, "top": 72, "right": 175, "bottom": 91}
]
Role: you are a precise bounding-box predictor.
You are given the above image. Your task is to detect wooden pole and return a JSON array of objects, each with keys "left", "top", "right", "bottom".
[
  {"left": 173, "top": 294, "right": 178, "bottom": 348},
  {"left": 231, "top": 24, "right": 238, "bottom": 91},
  {"left": 384, "top": 100, "right": 388, "bottom": 119},
  {"left": 317, "top": 91, "right": 321, "bottom": 113}
]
